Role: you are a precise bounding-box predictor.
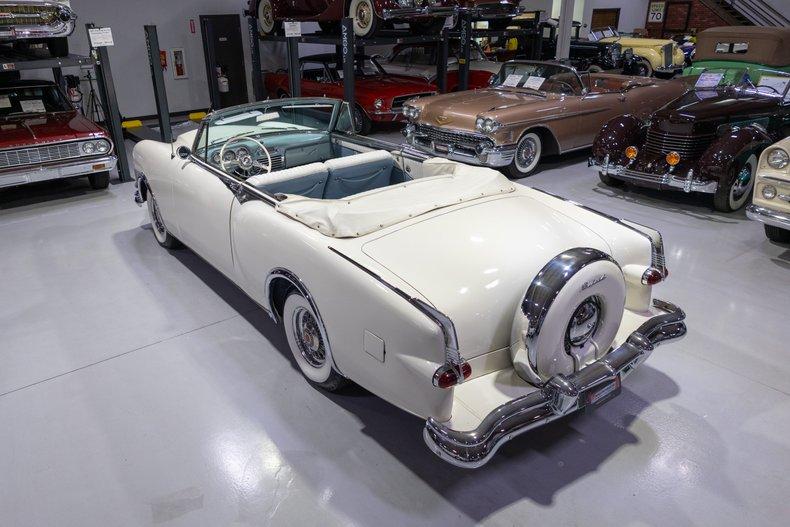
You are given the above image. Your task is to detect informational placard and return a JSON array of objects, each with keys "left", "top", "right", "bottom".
[
  {"left": 523, "top": 76, "right": 546, "bottom": 90},
  {"left": 284, "top": 21, "right": 302, "bottom": 38},
  {"left": 758, "top": 75, "right": 790, "bottom": 97},
  {"left": 695, "top": 72, "right": 724, "bottom": 90},
  {"left": 0, "top": 95, "right": 11, "bottom": 108},
  {"left": 502, "top": 74, "right": 522, "bottom": 87},
  {"left": 20, "top": 100, "right": 45, "bottom": 113},
  {"left": 88, "top": 27, "right": 114, "bottom": 47},
  {"left": 648, "top": 2, "right": 665, "bottom": 23}
]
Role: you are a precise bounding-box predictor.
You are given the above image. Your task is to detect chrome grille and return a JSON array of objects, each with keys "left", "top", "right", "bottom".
[
  {"left": 644, "top": 129, "right": 714, "bottom": 158},
  {"left": 415, "top": 124, "right": 485, "bottom": 149},
  {"left": 392, "top": 92, "right": 434, "bottom": 111},
  {"left": 662, "top": 43, "right": 673, "bottom": 66},
  {"left": 0, "top": 142, "right": 83, "bottom": 169}
]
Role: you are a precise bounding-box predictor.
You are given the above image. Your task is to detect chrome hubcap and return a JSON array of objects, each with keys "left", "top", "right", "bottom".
[
  {"left": 292, "top": 307, "right": 326, "bottom": 368},
  {"left": 566, "top": 296, "right": 602, "bottom": 350},
  {"left": 732, "top": 165, "right": 752, "bottom": 199},
  {"left": 356, "top": 3, "right": 371, "bottom": 28},
  {"left": 515, "top": 137, "right": 537, "bottom": 171},
  {"left": 260, "top": 1, "right": 273, "bottom": 28}
]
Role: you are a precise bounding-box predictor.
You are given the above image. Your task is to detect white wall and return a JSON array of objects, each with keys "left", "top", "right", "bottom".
[{"left": 23, "top": 0, "right": 254, "bottom": 118}]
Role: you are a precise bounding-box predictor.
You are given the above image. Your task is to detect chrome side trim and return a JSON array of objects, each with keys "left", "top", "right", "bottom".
[
  {"left": 521, "top": 248, "right": 618, "bottom": 377},
  {"left": 746, "top": 204, "right": 790, "bottom": 230},
  {"left": 423, "top": 299, "right": 687, "bottom": 468},
  {"left": 328, "top": 247, "right": 465, "bottom": 378}
]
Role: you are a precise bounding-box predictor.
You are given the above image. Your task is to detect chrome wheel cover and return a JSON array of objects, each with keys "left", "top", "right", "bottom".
[
  {"left": 258, "top": 0, "right": 274, "bottom": 33},
  {"left": 292, "top": 306, "right": 326, "bottom": 368},
  {"left": 515, "top": 136, "right": 538, "bottom": 172},
  {"left": 565, "top": 296, "right": 602, "bottom": 351},
  {"left": 355, "top": 2, "right": 371, "bottom": 30}
]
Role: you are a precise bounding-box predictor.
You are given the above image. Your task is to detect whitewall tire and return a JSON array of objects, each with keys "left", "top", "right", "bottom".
[
  {"left": 147, "top": 191, "right": 181, "bottom": 249},
  {"left": 257, "top": 0, "right": 276, "bottom": 35},
  {"left": 504, "top": 132, "right": 542, "bottom": 179},
  {"left": 714, "top": 154, "right": 756, "bottom": 212},
  {"left": 349, "top": 0, "right": 378, "bottom": 38},
  {"left": 283, "top": 292, "right": 347, "bottom": 391}
]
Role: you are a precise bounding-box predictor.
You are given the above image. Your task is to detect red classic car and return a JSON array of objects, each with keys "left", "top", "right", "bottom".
[
  {"left": 264, "top": 53, "right": 436, "bottom": 134},
  {"left": 0, "top": 80, "right": 117, "bottom": 190},
  {"left": 382, "top": 41, "right": 500, "bottom": 91}
]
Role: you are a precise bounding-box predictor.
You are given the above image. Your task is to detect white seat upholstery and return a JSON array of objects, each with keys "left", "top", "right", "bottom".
[
  {"left": 323, "top": 150, "right": 394, "bottom": 199},
  {"left": 247, "top": 162, "right": 328, "bottom": 199}
]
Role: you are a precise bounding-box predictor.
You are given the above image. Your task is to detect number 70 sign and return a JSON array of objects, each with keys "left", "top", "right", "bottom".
[{"left": 648, "top": 2, "right": 665, "bottom": 22}]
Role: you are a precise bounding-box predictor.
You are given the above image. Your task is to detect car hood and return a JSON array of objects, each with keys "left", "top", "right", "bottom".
[
  {"left": 601, "top": 36, "right": 671, "bottom": 47},
  {"left": 360, "top": 194, "right": 612, "bottom": 358},
  {"left": 651, "top": 88, "right": 777, "bottom": 132},
  {"left": 359, "top": 75, "right": 435, "bottom": 93},
  {"left": 0, "top": 112, "right": 106, "bottom": 149},
  {"left": 415, "top": 88, "right": 550, "bottom": 132}
]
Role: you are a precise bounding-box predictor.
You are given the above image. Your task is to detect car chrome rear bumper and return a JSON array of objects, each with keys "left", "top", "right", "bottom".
[
  {"left": 0, "top": 155, "right": 117, "bottom": 188},
  {"left": 423, "top": 299, "right": 686, "bottom": 469},
  {"left": 589, "top": 157, "right": 717, "bottom": 194},
  {"left": 746, "top": 204, "right": 790, "bottom": 230}
]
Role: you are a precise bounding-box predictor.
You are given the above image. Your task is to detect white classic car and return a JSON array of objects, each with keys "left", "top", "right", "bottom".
[
  {"left": 133, "top": 98, "right": 686, "bottom": 468},
  {"left": 747, "top": 136, "right": 790, "bottom": 243}
]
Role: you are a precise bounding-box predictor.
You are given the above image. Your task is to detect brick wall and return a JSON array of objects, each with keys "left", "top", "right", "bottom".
[{"left": 645, "top": 1, "right": 729, "bottom": 37}]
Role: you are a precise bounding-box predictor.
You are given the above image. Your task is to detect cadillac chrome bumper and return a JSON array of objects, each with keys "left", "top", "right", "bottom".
[
  {"left": 404, "top": 124, "right": 515, "bottom": 167},
  {"left": 590, "top": 157, "right": 717, "bottom": 194},
  {"left": 746, "top": 204, "right": 790, "bottom": 230},
  {"left": 423, "top": 299, "right": 686, "bottom": 468},
  {"left": 0, "top": 1, "right": 76, "bottom": 40},
  {"left": 0, "top": 155, "right": 117, "bottom": 188}
]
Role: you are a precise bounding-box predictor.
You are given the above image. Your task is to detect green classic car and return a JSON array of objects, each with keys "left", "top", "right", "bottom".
[{"left": 684, "top": 26, "right": 790, "bottom": 79}]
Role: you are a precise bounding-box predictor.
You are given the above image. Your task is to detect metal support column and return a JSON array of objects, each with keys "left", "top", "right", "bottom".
[
  {"left": 556, "top": 0, "right": 575, "bottom": 61},
  {"left": 201, "top": 18, "right": 222, "bottom": 109},
  {"left": 458, "top": 14, "right": 471, "bottom": 92},
  {"left": 341, "top": 17, "right": 355, "bottom": 107},
  {"left": 52, "top": 66, "right": 64, "bottom": 93},
  {"left": 437, "top": 27, "right": 448, "bottom": 93},
  {"left": 286, "top": 33, "right": 301, "bottom": 98},
  {"left": 86, "top": 23, "right": 131, "bottom": 183},
  {"left": 248, "top": 17, "right": 265, "bottom": 100},
  {"left": 143, "top": 25, "right": 172, "bottom": 143}
]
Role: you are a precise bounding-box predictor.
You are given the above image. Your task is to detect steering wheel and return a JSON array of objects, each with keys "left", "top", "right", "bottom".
[
  {"left": 219, "top": 134, "right": 272, "bottom": 177},
  {"left": 553, "top": 80, "right": 575, "bottom": 95}
]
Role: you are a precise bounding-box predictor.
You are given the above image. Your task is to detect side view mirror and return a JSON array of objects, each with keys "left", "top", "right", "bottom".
[{"left": 176, "top": 145, "right": 191, "bottom": 159}]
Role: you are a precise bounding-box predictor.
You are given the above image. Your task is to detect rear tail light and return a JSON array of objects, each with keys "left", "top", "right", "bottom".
[
  {"left": 433, "top": 362, "right": 472, "bottom": 389},
  {"left": 642, "top": 267, "right": 667, "bottom": 285}
]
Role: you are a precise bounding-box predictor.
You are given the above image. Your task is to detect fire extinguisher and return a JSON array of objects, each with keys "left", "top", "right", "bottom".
[{"left": 216, "top": 65, "right": 230, "bottom": 94}]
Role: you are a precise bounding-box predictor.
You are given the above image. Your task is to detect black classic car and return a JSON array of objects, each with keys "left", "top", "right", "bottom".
[{"left": 589, "top": 69, "right": 790, "bottom": 212}]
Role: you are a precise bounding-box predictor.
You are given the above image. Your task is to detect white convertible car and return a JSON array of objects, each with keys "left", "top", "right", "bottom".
[{"left": 133, "top": 98, "right": 686, "bottom": 468}]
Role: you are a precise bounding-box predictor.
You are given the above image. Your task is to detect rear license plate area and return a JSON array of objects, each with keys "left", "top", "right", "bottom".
[{"left": 581, "top": 375, "right": 621, "bottom": 410}]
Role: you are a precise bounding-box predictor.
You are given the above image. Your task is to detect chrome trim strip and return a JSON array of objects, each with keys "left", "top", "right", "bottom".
[
  {"left": 746, "top": 204, "right": 790, "bottom": 230},
  {"left": 423, "top": 299, "right": 686, "bottom": 468},
  {"left": 328, "top": 247, "right": 464, "bottom": 375}
]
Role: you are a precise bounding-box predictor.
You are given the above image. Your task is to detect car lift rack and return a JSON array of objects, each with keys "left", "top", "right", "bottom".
[{"left": 0, "top": 23, "right": 131, "bottom": 183}]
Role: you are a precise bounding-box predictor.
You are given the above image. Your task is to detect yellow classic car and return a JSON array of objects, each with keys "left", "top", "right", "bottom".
[
  {"left": 747, "top": 137, "right": 790, "bottom": 244},
  {"left": 589, "top": 27, "right": 685, "bottom": 77}
]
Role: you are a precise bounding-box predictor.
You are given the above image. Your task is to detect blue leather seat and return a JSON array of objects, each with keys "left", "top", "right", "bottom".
[
  {"left": 247, "top": 162, "right": 328, "bottom": 198},
  {"left": 323, "top": 151, "right": 394, "bottom": 199}
]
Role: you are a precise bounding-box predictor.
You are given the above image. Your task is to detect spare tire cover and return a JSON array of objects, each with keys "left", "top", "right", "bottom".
[{"left": 510, "top": 248, "right": 626, "bottom": 385}]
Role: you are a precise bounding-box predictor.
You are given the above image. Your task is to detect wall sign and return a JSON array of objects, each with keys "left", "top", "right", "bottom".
[
  {"left": 648, "top": 2, "right": 665, "bottom": 23},
  {"left": 88, "top": 27, "right": 114, "bottom": 47},
  {"left": 284, "top": 21, "right": 301, "bottom": 38}
]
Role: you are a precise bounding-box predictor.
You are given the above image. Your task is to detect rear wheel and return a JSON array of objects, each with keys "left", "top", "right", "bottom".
[
  {"left": 353, "top": 104, "right": 372, "bottom": 135},
  {"left": 349, "top": 0, "right": 379, "bottom": 38},
  {"left": 46, "top": 38, "right": 69, "bottom": 57},
  {"left": 283, "top": 292, "right": 348, "bottom": 392},
  {"left": 88, "top": 171, "right": 110, "bottom": 190},
  {"left": 713, "top": 154, "right": 756, "bottom": 212},
  {"left": 765, "top": 224, "right": 790, "bottom": 243},
  {"left": 503, "top": 132, "right": 542, "bottom": 179}
]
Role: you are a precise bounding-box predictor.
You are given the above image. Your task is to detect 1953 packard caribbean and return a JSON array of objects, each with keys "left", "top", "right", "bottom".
[
  {"left": 133, "top": 97, "right": 686, "bottom": 467},
  {"left": 590, "top": 69, "right": 790, "bottom": 212},
  {"left": 403, "top": 61, "right": 688, "bottom": 178},
  {"left": 747, "top": 136, "right": 790, "bottom": 243}
]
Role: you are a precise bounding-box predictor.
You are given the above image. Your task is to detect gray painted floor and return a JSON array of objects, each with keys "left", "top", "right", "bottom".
[{"left": 1, "top": 139, "right": 789, "bottom": 527}]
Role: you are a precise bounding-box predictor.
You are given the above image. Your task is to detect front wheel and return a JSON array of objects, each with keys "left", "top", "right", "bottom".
[
  {"left": 349, "top": 0, "right": 379, "bottom": 38},
  {"left": 88, "top": 171, "right": 110, "bottom": 190},
  {"left": 502, "top": 132, "right": 542, "bottom": 179},
  {"left": 147, "top": 190, "right": 182, "bottom": 249},
  {"left": 283, "top": 292, "right": 348, "bottom": 392},
  {"left": 353, "top": 104, "right": 372, "bottom": 135},
  {"left": 765, "top": 224, "right": 790, "bottom": 243},
  {"left": 713, "top": 154, "right": 756, "bottom": 212},
  {"left": 637, "top": 58, "right": 653, "bottom": 77}
]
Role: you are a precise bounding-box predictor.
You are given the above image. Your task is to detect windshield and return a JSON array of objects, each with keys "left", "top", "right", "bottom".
[
  {"left": 195, "top": 99, "right": 340, "bottom": 155},
  {"left": 693, "top": 68, "right": 790, "bottom": 99},
  {"left": 491, "top": 62, "right": 583, "bottom": 95},
  {"left": 0, "top": 85, "right": 73, "bottom": 118}
]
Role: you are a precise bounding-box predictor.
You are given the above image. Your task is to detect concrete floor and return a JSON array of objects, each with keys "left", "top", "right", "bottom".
[{"left": 1, "top": 137, "right": 789, "bottom": 527}]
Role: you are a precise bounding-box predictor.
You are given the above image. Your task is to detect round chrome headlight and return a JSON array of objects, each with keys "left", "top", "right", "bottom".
[
  {"left": 82, "top": 142, "right": 96, "bottom": 154},
  {"left": 767, "top": 148, "right": 789, "bottom": 170},
  {"left": 481, "top": 118, "right": 500, "bottom": 134},
  {"left": 475, "top": 116, "right": 485, "bottom": 131},
  {"left": 762, "top": 184, "right": 777, "bottom": 200},
  {"left": 96, "top": 140, "right": 111, "bottom": 154},
  {"left": 374, "top": 98, "right": 383, "bottom": 110}
]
